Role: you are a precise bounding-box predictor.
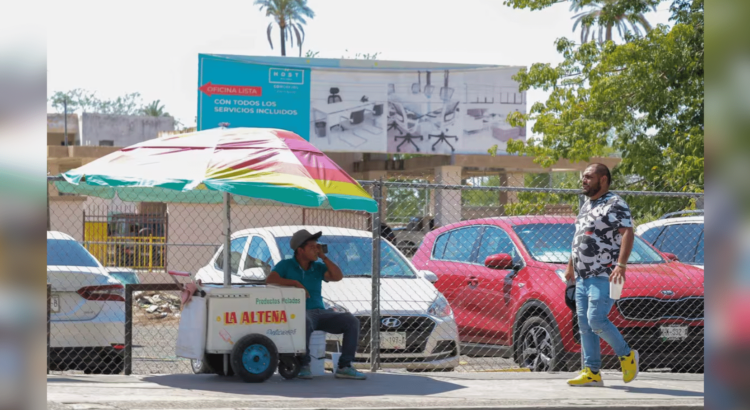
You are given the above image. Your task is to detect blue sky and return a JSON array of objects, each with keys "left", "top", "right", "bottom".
[{"left": 46, "top": 0, "right": 672, "bottom": 129}]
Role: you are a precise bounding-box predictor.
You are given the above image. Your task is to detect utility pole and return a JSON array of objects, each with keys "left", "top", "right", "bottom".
[{"left": 63, "top": 98, "right": 68, "bottom": 146}]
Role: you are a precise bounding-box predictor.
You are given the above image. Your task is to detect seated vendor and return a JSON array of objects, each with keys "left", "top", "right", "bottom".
[{"left": 266, "top": 229, "right": 367, "bottom": 380}]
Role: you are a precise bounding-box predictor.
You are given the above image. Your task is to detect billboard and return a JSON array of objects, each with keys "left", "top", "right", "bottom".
[{"left": 198, "top": 54, "right": 526, "bottom": 155}]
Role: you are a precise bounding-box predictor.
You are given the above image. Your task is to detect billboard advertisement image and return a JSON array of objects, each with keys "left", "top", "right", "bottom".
[{"left": 198, "top": 54, "right": 526, "bottom": 155}]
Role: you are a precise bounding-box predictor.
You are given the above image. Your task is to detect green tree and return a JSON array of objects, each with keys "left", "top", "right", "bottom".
[
  {"left": 140, "top": 100, "right": 171, "bottom": 117},
  {"left": 386, "top": 178, "right": 429, "bottom": 222},
  {"left": 49, "top": 89, "right": 143, "bottom": 115},
  {"left": 492, "top": 0, "right": 703, "bottom": 198},
  {"left": 255, "top": 0, "right": 315, "bottom": 57},
  {"left": 571, "top": 0, "right": 655, "bottom": 44}
]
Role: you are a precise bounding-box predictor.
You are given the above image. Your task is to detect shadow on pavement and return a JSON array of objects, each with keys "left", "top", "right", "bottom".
[
  {"left": 143, "top": 372, "right": 465, "bottom": 398},
  {"left": 609, "top": 385, "right": 704, "bottom": 397}
]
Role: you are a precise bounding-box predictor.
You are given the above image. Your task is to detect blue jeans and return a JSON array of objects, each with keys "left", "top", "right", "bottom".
[
  {"left": 576, "top": 276, "right": 631, "bottom": 372},
  {"left": 303, "top": 309, "right": 360, "bottom": 369}
]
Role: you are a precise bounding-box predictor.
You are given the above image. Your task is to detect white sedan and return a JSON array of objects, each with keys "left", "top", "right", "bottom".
[
  {"left": 47, "top": 231, "right": 126, "bottom": 374},
  {"left": 195, "top": 225, "right": 460, "bottom": 372}
]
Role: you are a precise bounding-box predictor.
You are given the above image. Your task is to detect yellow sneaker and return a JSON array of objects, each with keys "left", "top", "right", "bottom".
[
  {"left": 567, "top": 367, "right": 604, "bottom": 387},
  {"left": 620, "top": 349, "right": 639, "bottom": 383}
]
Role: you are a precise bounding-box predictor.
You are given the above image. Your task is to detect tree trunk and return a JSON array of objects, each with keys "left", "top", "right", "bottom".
[
  {"left": 606, "top": 23, "right": 613, "bottom": 42},
  {"left": 279, "top": 24, "right": 286, "bottom": 56}
]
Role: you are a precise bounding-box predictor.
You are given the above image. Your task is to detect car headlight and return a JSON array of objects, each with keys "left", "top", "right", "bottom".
[
  {"left": 323, "top": 297, "right": 348, "bottom": 313},
  {"left": 428, "top": 294, "right": 452, "bottom": 318}
]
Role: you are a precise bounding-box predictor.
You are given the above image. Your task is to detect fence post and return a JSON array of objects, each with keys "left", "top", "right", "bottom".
[
  {"left": 223, "top": 192, "right": 232, "bottom": 287},
  {"left": 370, "top": 179, "right": 383, "bottom": 372},
  {"left": 124, "top": 284, "right": 133, "bottom": 375},
  {"left": 47, "top": 284, "right": 51, "bottom": 374}
]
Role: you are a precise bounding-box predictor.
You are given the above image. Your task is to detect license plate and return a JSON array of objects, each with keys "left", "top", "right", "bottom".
[
  {"left": 50, "top": 295, "right": 60, "bottom": 313},
  {"left": 660, "top": 325, "right": 688, "bottom": 341},
  {"left": 380, "top": 332, "right": 406, "bottom": 349}
]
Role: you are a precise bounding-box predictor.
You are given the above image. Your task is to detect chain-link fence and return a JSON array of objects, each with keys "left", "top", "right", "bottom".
[{"left": 46, "top": 172, "right": 704, "bottom": 376}]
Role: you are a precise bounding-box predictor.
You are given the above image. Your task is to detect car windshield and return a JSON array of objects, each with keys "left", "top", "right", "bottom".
[
  {"left": 47, "top": 239, "right": 100, "bottom": 267},
  {"left": 512, "top": 223, "right": 665, "bottom": 264},
  {"left": 274, "top": 235, "right": 416, "bottom": 278}
]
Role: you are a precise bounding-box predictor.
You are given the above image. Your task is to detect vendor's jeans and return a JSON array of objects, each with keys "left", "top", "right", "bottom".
[
  {"left": 303, "top": 309, "right": 360, "bottom": 369},
  {"left": 576, "top": 276, "right": 631, "bottom": 372}
]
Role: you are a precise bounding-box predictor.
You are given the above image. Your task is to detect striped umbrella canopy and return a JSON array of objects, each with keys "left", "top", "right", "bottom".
[{"left": 58, "top": 127, "right": 377, "bottom": 213}]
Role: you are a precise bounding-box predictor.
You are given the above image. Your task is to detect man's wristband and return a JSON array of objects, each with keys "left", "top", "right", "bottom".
[{"left": 616, "top": 262, "right": 627, "bottom": 268}]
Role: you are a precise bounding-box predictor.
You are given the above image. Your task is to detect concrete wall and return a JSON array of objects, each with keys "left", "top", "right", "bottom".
[
  {"left": 80, "top": 113, "right": 174, "bottom": 147},
  {"left": 49, "top": 197, "right": 86, "bottom": 242},
  {"left": 165, "top": 203, "right": 371, "bottom": 275},
  {"left": 165, "top": 203, "right": 304, "bottom": 275},
  {"left": 47, "top": 114, "right": 80, "bottom": 146}
]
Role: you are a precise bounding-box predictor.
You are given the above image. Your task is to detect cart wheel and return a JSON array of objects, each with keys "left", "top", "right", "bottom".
[
  {"left": 231, "top": 334, "right": 278, "bottom": 383},
  {"left": 278, "top": 355, "right": 301, "bottom": 380}
]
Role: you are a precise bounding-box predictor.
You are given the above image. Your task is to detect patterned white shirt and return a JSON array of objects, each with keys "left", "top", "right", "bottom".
[{"left": 572, "top": 192, "right": 633, "bottom": 279}]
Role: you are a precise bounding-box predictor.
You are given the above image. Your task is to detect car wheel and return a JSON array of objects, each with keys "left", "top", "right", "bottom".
[
  {"left": 230, "top": 334, "right": 278, "bottom": 383},
  {"left": 191, "top": 357, "right": 210, "bottom": 374},
  {"left": 516, "top": 316, "right": 566, "bottom": 372}
]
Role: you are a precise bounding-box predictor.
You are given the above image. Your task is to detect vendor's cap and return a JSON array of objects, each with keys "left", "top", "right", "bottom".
[{"left": 290, "top": 229, "right": 323, "bottom": 251}]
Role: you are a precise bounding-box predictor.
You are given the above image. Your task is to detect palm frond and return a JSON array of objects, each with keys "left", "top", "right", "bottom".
[
  {"left": 293, "top": 25, "right": 303, "bottom": 57},
  {"left": 267, "top": 22, "right": 274, "bottom": 50}
]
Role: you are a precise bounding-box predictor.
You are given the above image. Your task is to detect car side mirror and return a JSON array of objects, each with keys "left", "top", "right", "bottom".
[
  {"left": 663, "top": 252, "right": 679, "bottom": 262},
  {"left": 240, "top": 268, "right": 267, "bottom": 282},
  {"left": 419, "top": 270, "right": 438, "bottom": 283},
  {"left": 485, "top": 253, "right": 514, "bottom": 270}
]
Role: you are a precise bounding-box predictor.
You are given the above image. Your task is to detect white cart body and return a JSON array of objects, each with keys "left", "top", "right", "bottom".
[{"left": 205, "top": 286, "right": 307, "bottom": 355}]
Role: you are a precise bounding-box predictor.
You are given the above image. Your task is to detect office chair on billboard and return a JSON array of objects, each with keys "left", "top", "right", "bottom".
[
  {"left": 365, "top": 103, "right": 385, "bottom": 128},
  {"left": 428, "top": 100, "right": 460, "bottom": 152},
  {"left": 327, "top": 87, "right": 342, "bottom": 104},
  {"left": 388, "top": 101, "right": 424, "bottom": 152},
  {"left": 330, "top": 109, "right": 370, "bottom": 148}
]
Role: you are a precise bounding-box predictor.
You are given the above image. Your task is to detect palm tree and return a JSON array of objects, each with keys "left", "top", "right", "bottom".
[
  {"left": 254, "top": 0, "right": 315, "bottom": 57},
  {"left": 571, "top": 0, "right": 655, "bottom": 44},
  {"left": 140, "top": 100, "right": 170, "bottom": 117}
]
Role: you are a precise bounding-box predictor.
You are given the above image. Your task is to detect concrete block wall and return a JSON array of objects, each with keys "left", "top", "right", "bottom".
[{"left": 80, "top": 113, "right": 175, "bottom": 147}]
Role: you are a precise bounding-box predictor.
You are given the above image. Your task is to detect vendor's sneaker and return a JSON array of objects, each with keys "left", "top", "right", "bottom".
[
  {"left": 620, "top": 349, "right": 640, "bottom": 383},
  {"left": 567, "top": 367, "right": 604, "bottom": 387},
  {"left": 297, "top": 366, "right": 313, "bottom": 379},
  {"left": 335, "top": 366, "right": 367, "bottom": 380}
]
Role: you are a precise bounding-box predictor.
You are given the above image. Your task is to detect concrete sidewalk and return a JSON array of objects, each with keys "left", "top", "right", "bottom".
[{"left": 47, "top": 371, "right": 704, "bottom": 410}]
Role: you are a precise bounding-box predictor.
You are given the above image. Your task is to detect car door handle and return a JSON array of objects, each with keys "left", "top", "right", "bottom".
[{"left": 467, "top": 276, "right": 479, "bottom": 287}]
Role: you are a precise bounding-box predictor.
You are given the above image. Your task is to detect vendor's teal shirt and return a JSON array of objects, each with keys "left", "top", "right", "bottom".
[{"left": 272, "top": 258, "right": 328, "bottom": 310}]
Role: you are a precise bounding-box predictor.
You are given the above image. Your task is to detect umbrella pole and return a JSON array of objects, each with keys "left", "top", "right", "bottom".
[
  {"left": 370, "top": 180, "right": 383, "bottom": 373},
  {"left": 223, "top": 192, "right": 231, "bottom": 287}
]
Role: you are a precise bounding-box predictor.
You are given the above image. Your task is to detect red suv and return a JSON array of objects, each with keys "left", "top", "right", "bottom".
[{"left": 411, "top": 216, "right": 705, "bottom": 372}]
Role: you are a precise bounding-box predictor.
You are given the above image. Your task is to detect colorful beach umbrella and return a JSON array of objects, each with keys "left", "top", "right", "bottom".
[{"left": 58, "top": 127, "right": 377, "bottom": 213}]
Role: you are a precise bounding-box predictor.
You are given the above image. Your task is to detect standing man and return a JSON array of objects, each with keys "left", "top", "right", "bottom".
[
  {"left": 565, "top": 164, "right": 639, "bottom": 387},
  {"left": 266, "top": 229, "right": 367, "bottom": 380}
]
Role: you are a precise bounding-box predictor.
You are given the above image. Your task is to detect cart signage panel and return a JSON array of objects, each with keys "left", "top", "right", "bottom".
[
  {"left": 206, "top": 287, "right": 306, "bottom": 354},
  {"left": 198, "top": 54, "right": 527, "bottom": 155}
]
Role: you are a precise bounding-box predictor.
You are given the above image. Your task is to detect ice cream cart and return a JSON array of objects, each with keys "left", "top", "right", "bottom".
[
  {"left": 56, "top": 127, "right": 379, "bottom": 382},
  {"left": 187, "top": 285, "right": 308, "bottom": 382}
]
